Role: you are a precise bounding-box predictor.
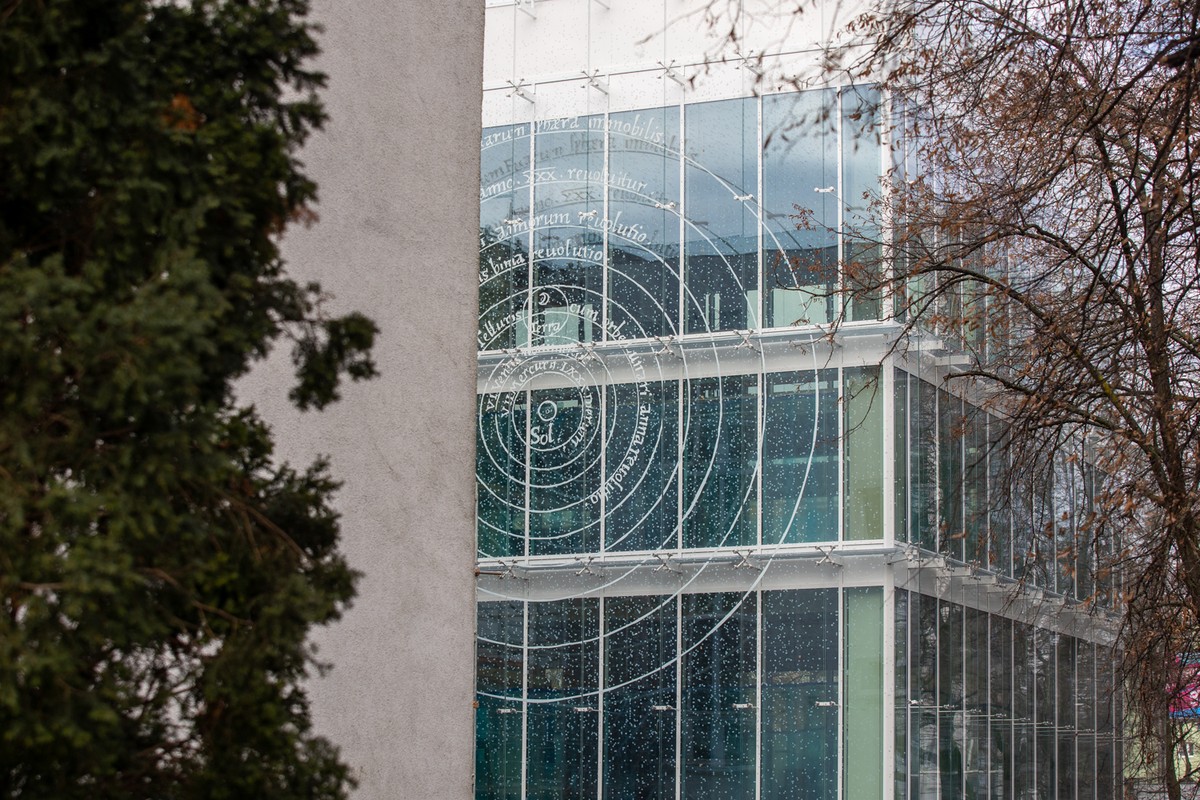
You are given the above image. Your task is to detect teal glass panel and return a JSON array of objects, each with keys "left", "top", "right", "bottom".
[
  {"left": 762, "top": 89, "right": 838, "bottom": 327},
  {"left": 480, "top": 124, "right": 532, "bottom": 350},
  {"left": 938, "top": 390, "right": 964, "bottom": 560},
  {"left": 683, "top": 375, "right": 758, "bottom": 549},
  {"left": 762, "top": 589, "right": 837, "bottom": 800},
  {"left": 605, "top": 380, "right": 679, "bottom": 552},
  {"left": 841, "top": 85, "right": 882, "bottom": 322},
  {"left": 844, "top": 366, "right": 883, "bottom": 540},
  {"left": 527, "top": 599, "right": 599, "bottom": 800},
  {"left": 911, "top": 378, "right": 938, "bottom": 550},
  {"left": 844, "top": 587, "right": 883, "bottom": 800},
  {"left": 681, "top": 593, "right": 757, "bottom": 800},
  {"left": 763, "top": 369, "right": 838, "bottom": 544},
  {"left": 685, "top": 98, "right": 759, "bottom": 333},
  {"left": 532, "top": 117, "right": 604, "bottom": 346},
  {"left": 604, "top": 595, "right": 677, "bottom": 800},
  {"left": 963, "top": 607, "right": 989, "bottom": 798},
  {"left": 476, "top": 601, "right": 524, "bottom": 800},
  {"left": 938, "top": 601, "right": 964, "bottom": 799},
  {"left": 528, "top": 386, "right": 602, "bottom": 556},
  {"left": 990, "top": 616, "right": 1014, "bottom": 799},
  {"left": 608, "top": 107, "right": 680, "bottom": 339},
  {"left": 477, "top": 391, "right": 526, "bottom": 559}
]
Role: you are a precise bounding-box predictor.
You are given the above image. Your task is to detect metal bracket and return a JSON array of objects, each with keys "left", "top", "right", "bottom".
[
  {"left": 574, "top": 556, "right": 599, "bottom": 577},
  {"left": 652, "top": 553, "right": 682, "bottom": 574},
  {"left": 581, "top": 69, "right": 609, "bottom": 95},
  {"left": 735, "top": 329, "right": 759, "bottom": 351},
  {"left": 516, "top": 0, "right": 536, "bottom": 18},
  {"left": 506, "top": 78, "right": 535, "bottom": 104},
  {"left": 653, "top": 336, "right": 680, "bottom": 358},
  {"left": 815, "top": 545, "right": 844, "bottom": 568},
  {"left": 732, "top": 550, "right": 761, "bottom": 571},
  {"left": 658, "top": 60, "right": 688, "bottom": 87}
]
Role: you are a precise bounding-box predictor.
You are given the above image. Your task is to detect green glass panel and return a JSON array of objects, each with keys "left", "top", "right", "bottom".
[
  {"left": 845, "top": 366, "right": 883, "bottom": 540},
  {"left": 844, "top": 587, "right": 883, "bottom": 800}
]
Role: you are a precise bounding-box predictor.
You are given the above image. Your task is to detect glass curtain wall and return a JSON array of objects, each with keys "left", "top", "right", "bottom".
[
  {"left": 891, "top": 368, "right": 1112, "bottom": 603},
  {"left": 479, "top": 86, "right": 884, "bottom": 354},
  {"left": 477, "top": 588, "right": 883, "bottom": 800},
  {"left": 479, "top": 367, "right": 885, "bottom": 558},
  {"left": 893, "top": 590, "right": 1118, "bottom": 799}
]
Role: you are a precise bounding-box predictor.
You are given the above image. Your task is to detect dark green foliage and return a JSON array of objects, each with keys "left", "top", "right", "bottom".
[{"left": 0, "top": 0, "right": 376, "bottom": 796}]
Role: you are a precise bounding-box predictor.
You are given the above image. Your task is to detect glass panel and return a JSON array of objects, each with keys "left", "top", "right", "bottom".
[
  {"left": 938, "top": 390, "right": 964, "bottom": 560},
  {"left": 938, "top": 600, "right": 964, "bottom": 799},
  {"left": 683, "top": 375, "right": 758, "bottom": 549},
  {"left": 762, "top": 589, "right": 838, "bottom": 800},
  {"left": 842, "top": 85, "right": 882, "bottom": 322},
  {"left": 1035, "top": 628, "right": 1057, "bottom": 799},
  {"left": 963, "top": 402, "right": 987, "bottom": 566},
  {"left": 478, "top": 390, "right": 527, "bottom": 559},
  {"left": 963, "top": 608, "right": 989, "bottom": 799},
  {"left": 845, "top": 587, "right": 884, "bottom": 799},
  {"left": 476, "top": 601, "right": 525, "bottom": 800},
  {"left": 1077, "top": 642, "right": 1096, "bottom": 800},
  {"left": 681, "top": 593, "right": 757, "bottom": 800},
  {"left": 845, "top": 366, "right": 883, "bottom": 540},
  {"left": 988, "top": 419, "right": 1012, "bottom": 576},
  {"left": 894, "top": 369, "right": 909, "bottom": 543},
  {"left": 608, "top": 107, "right": 681, "bottom": 339},
  {"left": 763, "top": 89, "right": 838, "bottom": 328},
  {"left": 1057, "top": 636, "right": 1077, "bottom": 800},
  {"left": 895, "top": 590, "right": 909, "bottom": 800},
  {"left": 914, "top": 592, "right": 940, "bottom": 798},
  {"left": 685, "top": 98, "right": 759, "bottom": 333},
  {"left": 480, "top": 124, "right": 532, "bottom": 350},
  {"left": 912, "top": 378, "right": 938, "bottom": 550},
  {"left": 1095, "top": 647, "right": 1115, "bottom": 800},
  {"left": 1013, "top": 622, "right": 1036, "bottom": 798},
  {"left": 990, "top": 616, "right": 1014, "bottom": 800},
  {"left": 604, "top": 595, "right": 677, "bottom": 800},
  {"left": 527, "top": 599, "right": 600, "bottom": 800},
  {"left": 533, "top": 117, "right": 604, "bottom": 346},
  {"left": 763, "top": 369, "right": 838, "bottom": 544},
  {"left": 528, "top": 386, "right": 602, "bottom": 556},
  {"left": 605, "top": 380, "right": 679, "bottom": 552}
]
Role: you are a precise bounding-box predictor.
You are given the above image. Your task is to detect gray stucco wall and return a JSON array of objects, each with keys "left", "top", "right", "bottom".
[{"left": 240, "top": 2, "right": 483, "bottom": 797}]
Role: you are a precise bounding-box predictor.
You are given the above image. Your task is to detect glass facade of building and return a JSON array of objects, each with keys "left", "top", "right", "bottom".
[{"left": 476, "top": 3, "right": 1120, "bottom": 798}]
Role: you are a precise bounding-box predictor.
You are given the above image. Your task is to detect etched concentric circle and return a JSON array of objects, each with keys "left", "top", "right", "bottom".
[{"left": 476, "top": 111, "right": 827, "bottom": 702}]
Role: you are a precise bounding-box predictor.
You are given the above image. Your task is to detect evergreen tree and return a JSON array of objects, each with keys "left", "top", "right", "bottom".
[{"left": 0, "top": 1, "right": 376, "bottom": 796}]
